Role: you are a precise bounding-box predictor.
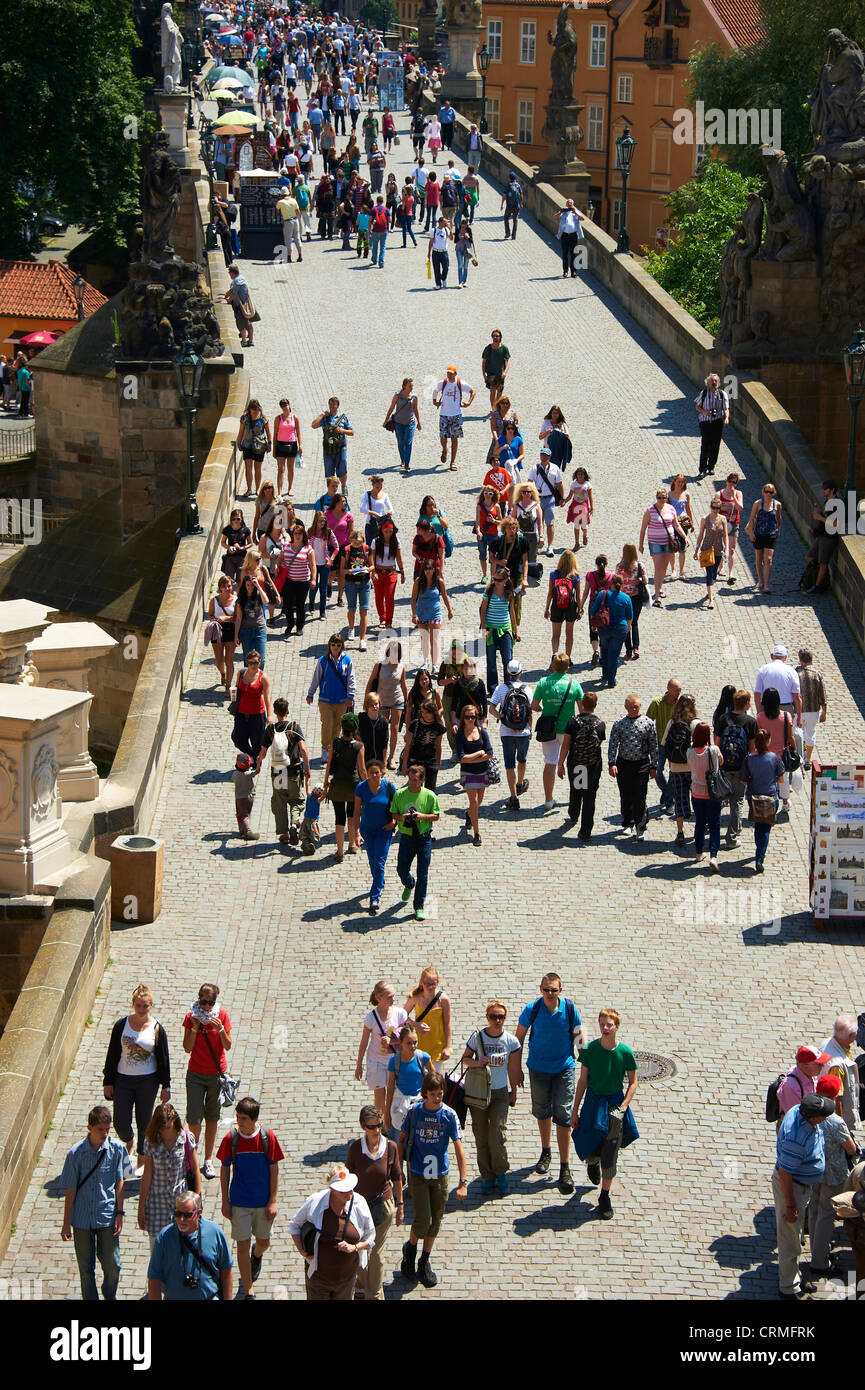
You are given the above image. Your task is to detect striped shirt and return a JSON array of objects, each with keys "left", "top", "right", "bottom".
[
  {"left": 776, "top": 1105, "right": 825, "bottom": 1185},
  {"left": 281, "top": 541, "right": 314, "bottom": 579},
  {"left": 484, "top": 592, "right": 511, "bottom": 631},
  {"left": 60, "top": 1136, "right": 126, "bottom": 1229},
  {"left": 695, "top": 387, "right": 729, "bottom": 420},
  {"left": 646, "top": 503, "right": 677, "bottom": 545}
]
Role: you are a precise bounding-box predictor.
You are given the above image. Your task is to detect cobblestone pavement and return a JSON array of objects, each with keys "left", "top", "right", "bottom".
[{"left": 4, "top": 110, "right": 865, "bottom": 1303}]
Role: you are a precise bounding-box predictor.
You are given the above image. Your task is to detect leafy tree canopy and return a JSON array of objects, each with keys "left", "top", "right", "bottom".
[
  {"left": 643, "top": 156, "right": 761, "bottom": 336},
  {"left": 0, "top": 0, "right": 153, "bottom": 257},
  {"left": 359, "top": 0, "right": 398, "bottom": 35}
]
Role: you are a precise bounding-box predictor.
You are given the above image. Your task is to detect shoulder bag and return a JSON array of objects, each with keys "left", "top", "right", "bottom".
[
  {"left": 705, "top": 748, "right": 733, "bottom": 803},
  {"left": 463, "top": 1027, "right": 492, "bottom": 1110},
  {"left": 748, "top": 794, "right": 776, "bottom": 824},
  {"left": 636, "top": 565, "right": 651, "bottom": 607},
  {"left": 535, "top": 679, "right": 572, "bottom": 743},
  {"left": 781, "top": 713, "right": 801, "bottom": 773},
  {"left": 654, "top": 503, "right": 684, "bottom": 553},
  {"left": 179, "top": 1229, "right": 226, "bottom": 1300},
  {"left": 200, "top": 1023, "right": 238, "bottom": 1110}
]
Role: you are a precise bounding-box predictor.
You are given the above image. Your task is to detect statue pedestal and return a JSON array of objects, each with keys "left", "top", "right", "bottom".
[
  {"left": 0, "top": 601, "right": 56, "bottom": 685},
  {"left": 418, "top": 14, "right": 438, "bottom": 65},
  {"left": 441, "top": 25, "right": 482, "bottom": 105},
  {"left": 28, "top": 623, "right": 118, "bottom": 802},
  {"left": 156, "top": 92, "right": 192, "bottom": 168},
  {"left": 537, "top": 101, "right": 590, "bottom": 207},
  {"left": 535, "top": 161, "right": 591, "bottom": 209},
  {"left": 0, "top": 687, "right": 91, "bottom": 894}
]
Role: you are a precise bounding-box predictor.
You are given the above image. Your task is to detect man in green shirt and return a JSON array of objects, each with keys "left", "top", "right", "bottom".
[
  {"left": 646, "top": 677, "right": 681, "bottom": 814},
  {"left": 362, "top": 111, "right": 379, "bottom": 154},
  {"left": 481, "top": 331, "right": 511, "bottom": 410},
  {"left": 530, "top": 656, "right": 583, "bottom": 811},
  {"left": 388, "top": 765, "right": 440, "bottom": 922},
  {"left": 570, "top": 1008, "right": 639, "bottom": 1220}
]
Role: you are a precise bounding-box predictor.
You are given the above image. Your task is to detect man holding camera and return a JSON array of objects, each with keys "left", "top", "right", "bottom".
[
  {"left": 147, "top": 1190, "right": 233, "bottom": 1301},
  {"left": 387, "top": 764, "right": 440, "bottom": 922}
]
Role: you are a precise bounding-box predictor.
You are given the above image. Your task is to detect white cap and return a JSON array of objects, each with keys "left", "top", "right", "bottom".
[
  {"left": 771, "top": 644, "right": 787, "bottom": 659},
  {"left": 507, "top": 658, "right": 522, "bottom": 674},
  {"left": 327, "top": 1166, "right": 358, "bottom": 1193}
]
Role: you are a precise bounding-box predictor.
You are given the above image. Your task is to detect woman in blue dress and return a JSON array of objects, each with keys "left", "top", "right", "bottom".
[{"left": 411, "top": 558, "right": 453, "bottom": 670}]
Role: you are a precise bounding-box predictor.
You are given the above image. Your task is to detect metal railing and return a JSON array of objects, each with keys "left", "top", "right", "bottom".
[
  {"left": 643, "top": 34, "right": 679, "bottom": 62},
  {"left": 0, "top": 420, "right": 35, "bottom": 463}
]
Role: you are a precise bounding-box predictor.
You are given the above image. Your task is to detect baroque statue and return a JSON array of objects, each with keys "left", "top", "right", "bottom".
[
  {"left": 444, "top": 0, "right": 482, "bottom": 27},
  {"left": 161, "top": 1, "right": 183, "bottom": 93},
  {"left": 759, "top": 148, "right": 815, "bottom": 263},
  {"left": 547, "top": 3, "right": 578, "bottom": 107},
  {"left": 141, "top": 132, "right": 182, "bottom": 261}
]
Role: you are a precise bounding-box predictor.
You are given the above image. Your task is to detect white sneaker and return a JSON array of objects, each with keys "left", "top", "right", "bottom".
[
  {"left": 546, "top": 545, "right": 554, "bottom": 556},
  {"left": 348, "top": 627, "right": 356, "bottom": 640},
  {"left": 359, "top": 639, "right": 367, "bottom": 651},
  {"left": 543, "top": 800, "right": 554, "bottom": 811},
  {"left": 202, "top": 1159, "right": 217, "bottom": 1180}
]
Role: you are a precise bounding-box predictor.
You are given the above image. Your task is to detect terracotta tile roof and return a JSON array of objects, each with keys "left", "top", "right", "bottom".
[
  {"left": 0, "top": 260, "right": 107, "bottom": 322},
  {"left": 704, "top": 0, "right": 764, "bottom": 49}
]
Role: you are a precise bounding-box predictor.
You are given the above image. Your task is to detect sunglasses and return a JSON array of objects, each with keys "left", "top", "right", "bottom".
[
  {"left": 364, "top": 1122, "right": 383, "bottom": 1131},
  {"left": 541, "top": 987, "right": 560, "bottom": 995},
  {"left": 174, "top": 1210, "right": 198, "bottom": 1220},
  {"left": 464, "top": 713, "right": 478, "bottom": 720},
  {"left": 487, "top": 1013, "right": 506, "bottom": 1022}
]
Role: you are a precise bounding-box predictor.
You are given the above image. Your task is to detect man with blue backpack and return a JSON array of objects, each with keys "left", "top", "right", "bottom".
[
  {"left": 714, "top": 689, "right": 757, "bottom": 849},
  {"left": 515, "top": 974, "right": 585, "bottom": 1194},
  {"left": 501, "top": 173, "right": 525, "bottom": 240}
]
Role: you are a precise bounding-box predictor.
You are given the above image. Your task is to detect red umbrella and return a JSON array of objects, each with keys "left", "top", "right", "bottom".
[{"left": 18, "top": 330, "right": 61, "bottom": 347}]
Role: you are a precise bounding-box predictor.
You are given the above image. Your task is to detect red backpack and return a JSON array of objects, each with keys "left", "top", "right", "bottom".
[
  {"left": 553, "top": 575, "right": 573, "bottom": 609},
  {"left": 373, "top": 204, "right": 389, "bottom": 232}
]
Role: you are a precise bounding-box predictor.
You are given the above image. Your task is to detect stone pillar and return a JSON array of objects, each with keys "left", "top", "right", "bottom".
[
  {"left": 0, "top": 601, "right": 56, "bottom": 684},
  {"left": 28, "top": 623, "right": 118, "bottom": 802},
  {"left": 156, "top": 91, "right": 192, "bottom": 170},
  {"left": 0, "top": 688, "right": 91, "bottom": 894},
  {"left": 441, "top": 26, "right": 482, "bottom": 107}
]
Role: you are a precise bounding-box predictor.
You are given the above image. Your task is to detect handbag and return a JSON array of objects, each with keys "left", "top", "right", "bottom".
[
  {"left": 204, "top": 619, "right": 222, "bottom": 646},
  {"left": 300, "top": 1220, "right": 317, "bottom": 1256},
  {"left": 384, "top": 417, "right": 395, "bottom": 432},
  {"left": 636, "top": 565, "right": 651, "bottom": 606},
  {"left": 592, "top": 588, "right": 610, "bottom": 628},
  {"left": 227, "top": 698, "right": 238, "bottom": 716},
  {"left": 442, "top": 1067, "right": 467, "bottom": 1127},
  {"left": 781, "top": 714, "right": 801, "bottom": 772},
  {"left": 748, "top": 794, "right": 776, "bottom": 824},
  {"left": 699, "top": 549, "right": 715, "bottom": 568},
  {"left": 486, "top": 752, "right": 501, "bottom": 786},
  {"left": 535, "top": 678, "right": 572, "bottom": 743},
  {"left": 705, "top": 751, "right": 732, "bottom": 803},
  {"left": 463, "top": 1027, "right": 492, "bottom": 1110},
  {"left": 200, "top": 1023, "right": 238, "bottom": 1110}
]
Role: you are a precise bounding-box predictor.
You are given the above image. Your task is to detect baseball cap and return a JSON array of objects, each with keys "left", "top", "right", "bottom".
[
  {"left": 796, "top": 1044, "right": 831, "bottom": 1065},
  {"left": 816, "top": 1074, "right": 842, "bottom": 1098},
  {"left": 771, "top": 644, "right": 788, "bottom": 659},
  {"left": 540, "top": 445, "right": 552, "bottom": 456},
  {"left": 327, "top": 1166, "right": 358, "bottom": 1193},
  {"left": 800, "top": 1093, "right": 835, "bottom": 1119},
  {"left": 446, "top": 364, "right": 458, "bottom": 373},
  {"left": 507, "top": 658, "right": 522, "bottom": 675},
  {"left": 235, "top": 753, "right": 253, "bottom": 771}
]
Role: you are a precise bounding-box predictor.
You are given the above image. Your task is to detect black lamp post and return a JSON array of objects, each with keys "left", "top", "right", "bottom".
[
  {"left": 842, "top": 324, "right": 865, "bottom": 494},
  {"left": 72, "top": 274, "right": 86, "bottom": 321},
  {"left": 477, "top": 43, "right": 490, "bottom": 135},
  {"left": 182, "top": 40, "right": 196, "bottom": 129},
  {"left": 200, "top": 123, "right": 219, "bottom": 252},
  {"left": 174, "top": 337, "right": 205, "bottom": 537},
  {"left": 615, "top": 125, "right": 636, "bottom": 255}
]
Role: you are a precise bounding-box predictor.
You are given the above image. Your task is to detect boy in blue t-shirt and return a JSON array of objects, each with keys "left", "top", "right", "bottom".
[
  {"left": 356, "top": 208, "right": 371, "bottom": 258},
  {"left": 397, "top": 1073, "right": 467, "bottom": 1289},
  {"left": 300, "top": 785, "right": 324, "bottom": 855},
  {"left": 385, "top": 1025, "right": 432, "bottom": 1134},
  {"left": 217, "top": 1096, "right": 285, "bottom": 1301}
]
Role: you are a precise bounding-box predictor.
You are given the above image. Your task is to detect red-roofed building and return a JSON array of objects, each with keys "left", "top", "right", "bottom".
[
  {"left": 479, "top": 0, "right": 763, "bottom": 249},
  {"left": 0, "top": 260, "right": 107, "bottom": 354}
]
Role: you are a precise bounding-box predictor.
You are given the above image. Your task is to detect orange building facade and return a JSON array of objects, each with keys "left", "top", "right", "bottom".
[{"left": 477, "top": 0, "right": 762, "bottom": 250}]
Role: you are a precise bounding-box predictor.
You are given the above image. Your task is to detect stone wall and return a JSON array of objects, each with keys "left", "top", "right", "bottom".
[
  {"left": 0, "top": 858, "right": 110, "bottom": 1263},
  {"left": 33, "top": 371, "right": 120, "bottom": 514},
  {"left": 0, "top": 902, "right": 51, "bottom": 1036},
  {"left": 438, "top": 102, "right": 865, "bottom": 647}
]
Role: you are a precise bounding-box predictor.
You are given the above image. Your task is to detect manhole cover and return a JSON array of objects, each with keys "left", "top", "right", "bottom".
[{"left": 633, "top": 1051, "right": 677, "bottom": 1082}]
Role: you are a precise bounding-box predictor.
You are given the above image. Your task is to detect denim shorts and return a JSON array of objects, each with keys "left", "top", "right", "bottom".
[
  {"left": 648, "top": 540, "right": 672, "bottom": 556},
  {"left": 539, "top": 495, "right": 556, "bottom": 527},
  {"left": 502, "top": 734, "right": 530, "bottom": 769},
  {"left": 344, "top": 578, "right": 370, "bottom": 611},
  {"left": 529, "top": 1067, "right": 576, "bottom": 1127}
]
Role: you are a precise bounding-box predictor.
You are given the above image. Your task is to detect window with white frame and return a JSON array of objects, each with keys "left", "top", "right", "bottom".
[
  {"left": 590, "top": 23, "right": 607, "bottom": 67},
  {"left": 517, "top": 98, "right": 534, "bottom": 144},
  {"left": 695, "top": 142, "right": 707, "bottom": 169},
  {"left": 612, "top": 197, "right": 622, "bottom": 233},
  {"left": 587, "top": 104, "right": 604, "bottom": 151},
  {"left": 520, "top": 21, "right": 536, "bottom": 64},
  {"left": 485, "top": 96, "right": 500, "bottom": 139},
  {"left": 487, "top": 19, "right": 502, "bottom": 62},
  {"left": 617, "top": 74, "right": 633, "bottom": 103}
]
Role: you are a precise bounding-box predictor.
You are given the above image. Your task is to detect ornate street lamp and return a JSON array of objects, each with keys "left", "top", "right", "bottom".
[
  {"left": 73, "top": 274, "right": 86, "bottom": 321},
  {"left": 477, "top": 44, "right": 490, "bottom": 136},
  {"left": 200, "top": 123, "right": 219, "bottom": 252},
  {"left": 587, "top": 200, "right": 595, "bottom": 221},
  {"left": 842, "top": 324, "right": 865, "bottom": 494},
  {"left": 615, "top": 125, "right": 636, "bottom": 255},
  {"left": 181, "top": 39, "right": 196, "bottom": 129},
  {"left": 174, "top": 337, "right": 205, "bottom": 537}
]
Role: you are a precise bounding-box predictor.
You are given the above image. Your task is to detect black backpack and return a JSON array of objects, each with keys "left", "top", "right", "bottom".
[
  {"left": 331, "top": 738, "right": 361, "bottom": 785},
  {"left": 568, "top": 714, "right": 603, "bottom": 765},
  {"left": 665, "top": 720, "right": 691, "bottom": 764},
  {"left": 229, "top": 1125, "right": 273, "bottom": 1166},
  {"left": 765, "top": 1072, "right": 802, "bottom": 1123},
  {"left": 500, "top": 684, "right": 530, "bottom": 731},
  {"left": 528, "top": 996, "right": 579, "bottom": 1055},
  {"left": 719, "top": 720, "right": 748, "bottom": 771}
]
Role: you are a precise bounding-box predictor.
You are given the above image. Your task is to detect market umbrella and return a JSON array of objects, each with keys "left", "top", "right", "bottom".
[
  {"left": 210, "top": 76, "right": 247, "bottom": 89},
  {"left": 212, "top": 125, "right": 253, "bottom": 137},
  {"left": 214, "top": 110, "right": 258, "bottom": 126},
  {"left": 208, "top": 66, "right": 253, "bottom": 85},
  {"left": 18, "top": 330, "right": 61, "bottom": 347}
]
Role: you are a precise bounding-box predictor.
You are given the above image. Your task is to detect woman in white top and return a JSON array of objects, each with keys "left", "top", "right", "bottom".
[
  {"left": 103, "top": 985, "right": 170, "bottom": 1171},
  {"left": 359, "top": 475, "right": 394, "bottom": 546},
  {"left": 427, "top": 116, "right": 442, "bottom": 160},
  {"left": 207, "top": 574, "right": 238, "bottom": 692},
  {"left": 355, "top": 979, "right": 408, "bottom": 1113},
  {"left": 512, "top": 480, "right": 543, "bottom": 564},
  {"left": 665, "top": 474, "right": 694, "bottom": 582}
]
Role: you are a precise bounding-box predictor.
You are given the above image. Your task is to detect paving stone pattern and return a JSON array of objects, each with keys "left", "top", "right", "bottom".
[{"left": 4, "top": 112, "right": 864, "bottom": 1302}]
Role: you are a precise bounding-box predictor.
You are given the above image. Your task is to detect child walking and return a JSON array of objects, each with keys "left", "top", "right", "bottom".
[
  {"left": 300, "top": 785, "right": 325, "bottom": 854},
  {"left": 234, "top": 753, "right": 259, "bottom": 841},
  {"left": 567, "top": 466, "right": 593, "bottom": 549}
]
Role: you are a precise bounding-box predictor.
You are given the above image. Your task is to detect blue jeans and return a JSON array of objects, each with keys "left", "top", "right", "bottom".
[
  {"left": 400, "top": 213, "right": 417, "bottom": 247},
  {"left": 599, "top": 623, "right": 627, "bottom": 685},
  {"left": 397, "top": 832, "right": 432, "bottom": 910},
  {"left": 238, "top": 626, "right": 267, "bottom": 668},
  {"left": 370, "top": 229, "right": 386, "bottom": 266},
  {"left": 364, "top": 827, "right": 393, "bottom": 905},
  {"left": 344, "top": 578, "right": 370, "bottom": 614},
  {"left": 477, "top": 532, "right": 494, "bottom": 565},
  {"left": 456, "top": 248, "right": 469, "bottom": 285},
  {"left": 693, "top": 797, "right": 722, "bottom": 856},
  {"left": 309, "top": 564, "right": 331, "bottom": 617},
  {"left": 485, "top": 629, "right": 513, "bottom": 692},
  {"left": 656, "top": 744, "right": 672, "bottom": 806},
  {"left": 394, "top": 420, "right": 415, "bottom": 467},
  {"left": 754, "top": 821, "right": 772, "bottom": 865},
  {"left": 73, "top": 1227, "right": 121, "bottom": 1301},
  {"left": 624, "top": 597, "right": 643, "bottom": 656}
]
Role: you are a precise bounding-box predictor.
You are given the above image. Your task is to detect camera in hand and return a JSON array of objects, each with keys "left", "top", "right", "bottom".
[{"left": 403, "top": 804, "right": 421, "bottom": 834}]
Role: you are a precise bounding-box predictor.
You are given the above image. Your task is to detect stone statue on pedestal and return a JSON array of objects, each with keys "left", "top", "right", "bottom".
[
  {"left": 444, "top": 0, "right": 481, "bottom": 25},
  {"left": 547, "top": 3, "right": 578, "bottom": 107},
  {"left": 540, "top": 4, "right": 585, "bottom": 179},
  {"left": 141, "top": 131, "right": 182, "bottom": 260},
  {"left": 161, "top": 1, "right": 183, "bottom": 93}
]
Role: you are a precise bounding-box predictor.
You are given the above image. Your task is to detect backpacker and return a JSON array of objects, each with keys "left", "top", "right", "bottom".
[
  {"left": 331, "top": 737, "right": 361, "bottom": 785},
  {"left": 528, "top": 996, "right": 579, "bottom": 1055},
  {"left": 553, "top": 575, "right": 573, "bottom": 610},
  {"left": 505, "top": 181, "right": 523, "bottom": 210},
  {"left": 568, "top": 713, "right": 602, "bottom": 766},
  {"left": 322, "top": 414, "right": 347, "bottom": 455},
  {"left": 719, "top": 721, "right": 748, "bottom": 772},
  {"left": 270, "top": 721, "right": 301, "bottom": 768},
  {"left": 754, "top": 503, "right": 779, "bottom": 538},
  {"left": 372, "top": 204, "right": 388, "bottom": 232},
  {"left": 500, "top": 683, "right": 530, "bottom": 731},
  {"left": 665, "top": 720, "right": 691, "bottom": 764},
  {"left": 229, "top": 1125, "right": 272, "bottom": 1169},
  {"left": 765, "top": 1071, "right": 802, "bottom": 1123}
]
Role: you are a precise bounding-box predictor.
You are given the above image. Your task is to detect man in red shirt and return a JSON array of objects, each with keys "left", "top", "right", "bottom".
[{"left": 217, "top": 1096, "right": 285, "bottom": 1301}]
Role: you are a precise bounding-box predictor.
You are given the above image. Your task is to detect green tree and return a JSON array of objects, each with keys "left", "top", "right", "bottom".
[
  {"left": 359, "top": 0, "right": 399, "bottom": 35},
  {"left": 688, "top": 0, "right": 865, "bottom": 177},
  {"left": 643, "top": 157, "right": 761, "bottom": 336},
  {"left": 0, "top": 0, "right": 153, "bottom": 257}
]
